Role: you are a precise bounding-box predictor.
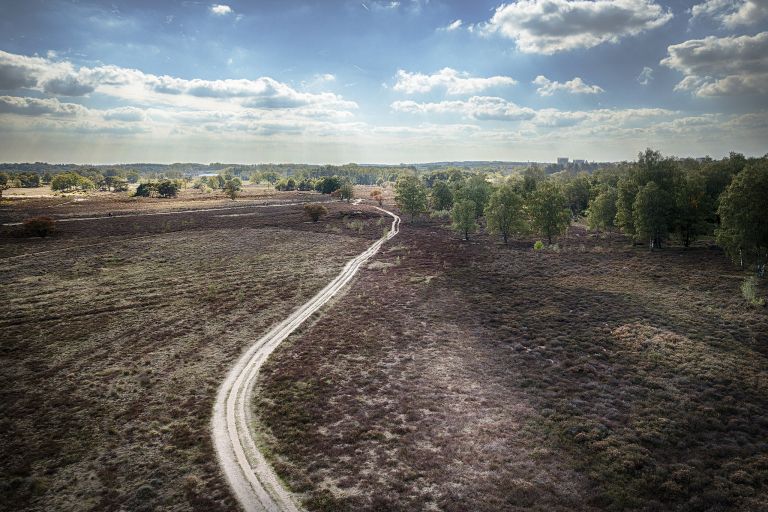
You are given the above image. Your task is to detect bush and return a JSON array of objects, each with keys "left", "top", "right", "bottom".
[
  {"left": 23, "top": 216, "right": 55, "bottom": 238},
  {"left": 304, "top": 203, "right": 328, "bottom": 222},
  {"left": 741, "top": 277, "right": 765, "bottom": 306},
  {"left": 134, "top": 183, "right": 155, "bottom": 197},
  {"left": 534, "top": 240, "right": 545, "bottom": 251},
  {"left": 156, "top": 180, "right": 179, "bottom": 198},
  {"left": 429, "top": 209, "right": 450, "bottom": 219}
]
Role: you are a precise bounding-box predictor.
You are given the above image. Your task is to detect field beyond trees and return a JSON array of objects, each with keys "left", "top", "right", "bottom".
[
  {"left": 255, "top": 216, "right": 768, "bottom": 511},
  {"left": 0, "top": 194, "right": 389, "bottom": 512}
]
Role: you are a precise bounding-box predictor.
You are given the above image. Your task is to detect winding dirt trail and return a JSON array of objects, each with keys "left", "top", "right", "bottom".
[{"left": 211, "top": 206, "right": 401, "bottom": 512}]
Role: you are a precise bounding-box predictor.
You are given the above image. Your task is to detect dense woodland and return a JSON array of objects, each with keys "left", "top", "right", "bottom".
[{"left": 392, "top": 150, "right": 767, "bottom": 280}]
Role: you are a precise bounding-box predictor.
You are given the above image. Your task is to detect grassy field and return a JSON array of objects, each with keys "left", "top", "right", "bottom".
[
  {"left": 0, "top": 194, "right": 388, "bottom": 511},
  {"left": 255, "top": 216, "right": 768, "bottom": 511}
]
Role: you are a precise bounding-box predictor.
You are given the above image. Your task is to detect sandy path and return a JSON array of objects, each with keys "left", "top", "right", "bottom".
[{"left": 211, "top": 206, "right": 400, "bottom": 512}]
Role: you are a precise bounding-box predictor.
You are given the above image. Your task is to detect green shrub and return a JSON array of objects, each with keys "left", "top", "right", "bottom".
[
  {"left": 134, "top": 183, "right": 155, "bottom": 197},
  {"left": 156, "top": 180, "right": 179, "bottom": 198},
  {"left": 23, "top": 216, "right": 55, "bottom": 238},
  {"left": 429, "top": 209, "right": 450, "bottom": 219},
  {"left": 534, "top": 240, "right": 544, "bottom": 251},
  {"left": 741, "top": 276, "right": 765, "bottom": 306}
]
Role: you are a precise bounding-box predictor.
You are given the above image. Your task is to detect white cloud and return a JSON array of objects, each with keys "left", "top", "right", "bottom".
[
  {"left": 637, "top": 66, "right": 653, "bottom": 85},
  {"left": 392, "top": 96, "right": 678, "bottom": 131},
  {"left": 481, "top": 0, "right": 673, "bottom": 54},
  {"left": 392, "top": 96, "right": 536, "bottom": 121},
  {"left": 439, "top": 19, "right": 463, "bottom": 31},
  {"left": 0, "top": 50, "right": 357, "bottom": 113},
  {"left": 532, "top": 75, "right": 604, "bottom": 96},
  {"left": 661, "top": 32, "right": 768, "bottom": 96},
  {"left": 393, "top": 68, "right": 517, "bottom": 95},
  {"left": 103, "top": 106, "right": 146, "bottom": 122},
  {"left": 690, "top": 0, "right": 768, "bottom": 28},
  {"left": 0, "top": 95, "right": 87, "bottom": 116},
  {"left": 210, "top": 4, "right": 233, "bottom": 16}
]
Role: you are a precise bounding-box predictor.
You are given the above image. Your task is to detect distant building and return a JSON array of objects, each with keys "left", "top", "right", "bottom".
[
  {"left": 572, "top": 159, "right": 586, "bottom": 165},
  {"left": 557, "top": 157, "right": 569, "bottom": 167}
]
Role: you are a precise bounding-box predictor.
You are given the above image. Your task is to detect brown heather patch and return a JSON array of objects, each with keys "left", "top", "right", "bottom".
[
  {"left": 256, "top": 218, "right": 768, "bottom": 511},
  {"left": 0, "top": 196, "right": 384, "bottom": 512}
]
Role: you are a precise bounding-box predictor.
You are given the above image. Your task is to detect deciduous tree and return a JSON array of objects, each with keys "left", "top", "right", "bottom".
[
  {"left": 452, "top": 200, "right": 477, "bottom": 241},
  {"left": 395, "top": 176, "right": 428, "bottom": 222},
  {"left": 716, "top": 161, "right": 768, "bottom": 275},
  {"left": 430, "top": 181, "right": 453, "bottom": 211},
  {"left": 485, "top": 185, "right": 525, "bottom": 244},
  {"left": 633, "top": 181, "right": 669, "bottom": 250},
  {"left": 527, "top": 181, "right": 571, "bottom": 245}
]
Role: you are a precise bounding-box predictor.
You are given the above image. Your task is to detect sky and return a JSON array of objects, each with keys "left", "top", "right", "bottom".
[{"left": 0, "top": 0, "right": 766, "bottom": 164}]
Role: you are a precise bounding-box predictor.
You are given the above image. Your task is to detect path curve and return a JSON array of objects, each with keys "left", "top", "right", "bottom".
[{"left": 212, "top": 206, "right": 401, "bottom": 512}]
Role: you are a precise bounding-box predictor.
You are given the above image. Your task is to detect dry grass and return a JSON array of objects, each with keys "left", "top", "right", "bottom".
[
  {"left": 255, "top": 217, "right": 768, "bottom": 511},
  {"left": 0, "top": 196, "right": 381, "bottom": 511}
]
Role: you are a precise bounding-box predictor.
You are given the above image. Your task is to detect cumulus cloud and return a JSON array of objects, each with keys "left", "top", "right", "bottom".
[
  {"left": 661, "top": 32, "right": 768, "bottom": 96},
  {"left": 393, "top": 68, "right": 517, "bottom": 95},
  {"left": 481, "top": 0, "right": 673, "bottom": 54},
  {"left": 0, "top": 95, "right": 87, "bottom": 116},
  {"left": 392, "top": 96, "right": 537, "bottom": 121},
  {"left": 532, "top": 75, "right": 604, "bottom": 96},
  {"left": 0, "top": 50, "right": 357, "bottom": 113},
  {"left": 690, "top": 0, "right": 768, "bottom": 28},
  {"left": 42, "top": 75, "right": 97, "bottom": 96},
  {"left": 103, "top": 106, "right": 146, "bottom": 122},
  {"left": 210, "top": 4, "right": 233, "bottom": 16},
  {"left": 392, "top": 95, "right": 678, "bottom": 132},
  {"left": 637, "top": 66, "right": 653, "bottom": 85}
]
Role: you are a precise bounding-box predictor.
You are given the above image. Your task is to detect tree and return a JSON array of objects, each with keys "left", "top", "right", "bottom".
[
  {"left": 134, "top": 183, "right": 155, "bottom": 197},
  {"left": 485, "top": 185, "right": 525, "bottom": 244},
  {"left": 527, "top": 181, "right": 571, "bottom": 245},
  {"left": 316, "top": 176, "right": 342, "bottom": 194},
  {"left": 522, "top": 166, "right": 546, "bottom": 196},
  {"left": 716, "top": 161, "right": 768, "bottom": 275},
  {"left": 452, "top": 200, "right": 477, "bottom": 241},
  {"left": 633, "top": 181, "right": 669, "bottom": 250},
  {"left": 430, "top": 181, "right": 453, "bottom": 211},
  {"left": 587, "top": 185, "right": 618, "bottom": 232},
  {"left": 339, "top": 181, "right": 354, "bottom": 202},
  {"left": 673, "top": 172, "right": 710, "bottom": 247},
  {"left": 157, "top": 180, "right": 179, "bottom": 198},
  {"left": 395, "top": 176, "right": 428, "bottom": 222},
  {"left": 455, "top": 174, "right": 492, "bottom": 218},
  {"left": 304, "top": 203, "right": 328, "bottom": 222},
  {"left": 0, "top": 172, "right": 8, "bottom": 199},
  {"left": 563, "top": 173, "right": 592, "bottom": 216},
  {"left": 51, "top": 172, "right": 94, "bottom": 192},
  {"left": 224, "top": 178, "right": 242, "bottom": 200},
  {"left": 615, "top": 176, "right": 639, "bottom": 237},
  {"left": 126, "top": 170, "right": 140, "bottom": 183}
]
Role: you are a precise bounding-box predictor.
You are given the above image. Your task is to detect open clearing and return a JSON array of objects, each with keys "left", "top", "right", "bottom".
[
  {"left": 255, "top": 217, "right": 768, "bottom": 511},
  {"left": 0, "top": 194, "right": 389, "bottom": 512}
]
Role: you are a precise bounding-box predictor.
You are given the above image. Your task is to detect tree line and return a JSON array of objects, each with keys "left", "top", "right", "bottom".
[{"left": 393, "top": 149, "right": 767, "bottom": 276}]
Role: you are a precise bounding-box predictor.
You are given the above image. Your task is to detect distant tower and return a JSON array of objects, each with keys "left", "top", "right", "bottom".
[{"left": 557, "top": 157, "right": 569, "bottom": 167}]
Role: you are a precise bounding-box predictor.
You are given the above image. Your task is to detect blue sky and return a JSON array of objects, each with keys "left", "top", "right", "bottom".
[{"left": 0, "top": 0, "right": 766, "bottom": 163}]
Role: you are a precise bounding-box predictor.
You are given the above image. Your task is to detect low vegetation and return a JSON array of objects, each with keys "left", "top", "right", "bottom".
[
  {"left": 255, "top": 218, "right": 768, "bottom": 511},
  {"left": 21, "top": 216, "right": 55, "bottom": 238},
  {"left": 304, "top": 203, "right": 328, "bottom": 222},
  {"left": 0, "top": 197, "right": 380, "bottom": 512}
]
